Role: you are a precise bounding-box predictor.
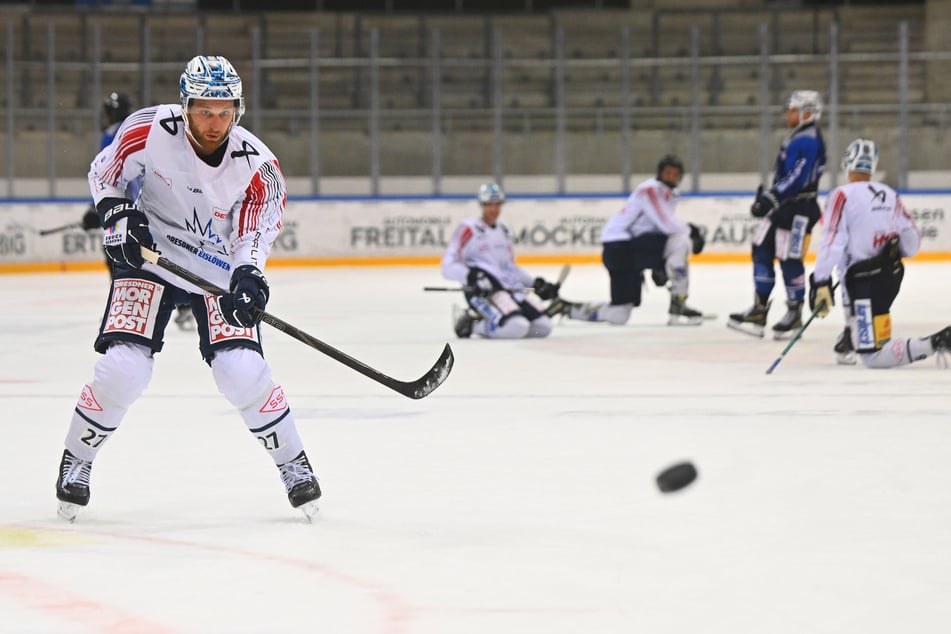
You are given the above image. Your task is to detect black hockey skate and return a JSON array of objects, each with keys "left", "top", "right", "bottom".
[
  {"left": 727, "top": 295, "right": 771, "bottom": 338},
  {"left": 930, "top": 326, "right": 951, "bottom": 352},
  {"left": 771, "top": 301, "right": 803, "bottom": 340},
  {"left": 279, "top": 450, "right": 321, "bottom": 521},
  {"left": 667, "top": 294, "right": 703, "bottom": 326},
  {"left": 452, "top": 305, "right": 479, "bottom": 338},
  {"left": 834, "top": 326, "right": 857, "bottom": 365},
  {"left": 56, "top": 449, "right": 92, "bottom": 522},
  {"left": 546, "top": 297, "right": 575, "bottom": 318}
]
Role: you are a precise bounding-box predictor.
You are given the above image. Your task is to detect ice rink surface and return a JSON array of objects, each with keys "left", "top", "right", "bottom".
[{"left": 2, "top": 261, "right": 950, "bottom": 634}]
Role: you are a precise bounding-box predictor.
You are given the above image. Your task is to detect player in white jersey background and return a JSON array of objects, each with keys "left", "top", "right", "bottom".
[
  {"left": 808, "top": 138, "right": 951, "bottom": 368},
  {"left": 55, "top": 56, "right": 321, "bottom": 522},
  {"left": 548, "top": 154, "right": 707, "bottom": 326},
  {"left": 441, "top": 182, "right": 562, "bottom": 339}
]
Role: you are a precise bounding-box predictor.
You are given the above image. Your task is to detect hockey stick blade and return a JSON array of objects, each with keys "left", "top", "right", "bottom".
[{"left": 141, "top": 248, "right": 454, "bottom": 399}]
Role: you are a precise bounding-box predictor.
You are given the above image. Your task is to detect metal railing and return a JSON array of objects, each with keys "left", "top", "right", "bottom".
[{"left": 2, "top": 13, "right": 949, "bottom": 197}]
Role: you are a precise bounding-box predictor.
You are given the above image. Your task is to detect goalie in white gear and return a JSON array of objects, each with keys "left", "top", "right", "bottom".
[
  {"left": 441, "top": 183, "right": 562, "bottom": 339},
  {"left": 55, "top": 55, "right": 321, "bottom": 522},
  {"left": 808, "top": 138, "right": 951, "bottom": 368},
  {"left": 547, "top": 154, "right": 707, "bottom": 326}
]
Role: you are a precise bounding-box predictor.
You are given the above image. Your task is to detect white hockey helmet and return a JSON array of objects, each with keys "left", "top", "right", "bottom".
[
  {"left": 478, "top": 182, "right": 505, "bottom": 205},
  {"left": 787, "top": 90, "right": 822, "bottom": 122},
  {"left": 841, "top": 138, "right": 879, "bottom": 175},
  {"left": 180, "top": 55, "right": 245, "bottom": 124}
]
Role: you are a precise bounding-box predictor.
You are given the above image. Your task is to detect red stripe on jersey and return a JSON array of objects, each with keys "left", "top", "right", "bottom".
[
  {"left": 826, "top": 189, "right": 847, "bottom": 237},
  {"left": 238, "top": 160, "right": 284, "bottom": 235},
  {"left": 645, "top": 186, "right": 670, "bottom": 225},
  {"left": 896, "top": 196, "right": 913, "bottom": 221},
  {"left": 457, "top": 226, "right": 473, "bottom": 253},
  {"left": 102, "top": 121, "right": 150, "bottom": 185}
]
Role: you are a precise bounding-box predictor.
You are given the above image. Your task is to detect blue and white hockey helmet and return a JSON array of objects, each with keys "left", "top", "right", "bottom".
[
  {"left": 478, "top": 182, "right": 505, "bottom": 205},
  {"left": 787, "top": 90, "right": 822, "bottom": 122},
  {"left": 841, "top": 138, "right": 879, "bottom": 175},
  {"left": 180, "top": 55, "right": 245, "bottom": 124}
]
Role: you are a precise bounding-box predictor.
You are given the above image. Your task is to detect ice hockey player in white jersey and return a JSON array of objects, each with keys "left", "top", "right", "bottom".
[
  {"left": 55, "top": 56, "right": 320, "bottom": 522},
  {"left": 548, "top": 154, "right": 706, "bottom": 326},
  {"left": 441, "top": 183, "right": 562, "bottom": 338},
  {"left": 808, "top": 138, "right": 951, "bottom": 368}
]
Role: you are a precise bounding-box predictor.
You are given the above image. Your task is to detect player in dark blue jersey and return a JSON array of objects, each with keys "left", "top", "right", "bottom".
[{"left": 728, "top": 90, "right": 827, "bottom": 339}]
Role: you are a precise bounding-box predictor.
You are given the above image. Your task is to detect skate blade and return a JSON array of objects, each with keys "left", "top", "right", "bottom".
[
  {"left": 667, "top": 314, "right": 704, "bottom": 326},
  {"left": 772, "top": 328, "right": 800, "bottom": 341},
  {"left": 726, "top": 320, "right": 765, "bottom": 338},
  {"left": 836, "top": 352, "right": 858, "bottom": 365},
  {"left": 57, "top": 501, "right": 83, "bottom": 523},
  {"left": 298, "top": 500, "right": 319, "bottom": 523}
]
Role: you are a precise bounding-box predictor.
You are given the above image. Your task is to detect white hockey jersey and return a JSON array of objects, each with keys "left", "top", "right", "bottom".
[
  {"left": 441, "top": 217, "right": 534, "bottom": 291},
  {"left": 89, "top": 104, "right": 286, "bottom": 294},
  {"left": 812, "top": 180, "right": 921, "bottom": 282},
  {"left": 600, "top": 177, "right": 688, "bottom": 244}
]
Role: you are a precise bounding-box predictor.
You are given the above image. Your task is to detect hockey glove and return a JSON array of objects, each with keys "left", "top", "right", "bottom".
[
  {"left": 81, "top": 205, "right": 101, "bottom": 230},
  {"left": 808, "top": 273, "right": 834, "bottom": 318},
  {"left": 651, "top": 268, "right": 669, "bottom": 287},
  {"left": 533, "top": 277, "right": 560, "bottom": 300},
  {"left": 219, "top": 265, "right": 270, "bottom": 328},
  {"left": 688, "top": 223, "right": 705, "bottom": 255},
  {"left": 100, "top": 198, "right": 154, "bottom": 268},
  {"left": 466, "top": 267, "right": 499, "bottom": 296},
  {"left": 750, "top": 185, "right": 779, "bottom": 218}
]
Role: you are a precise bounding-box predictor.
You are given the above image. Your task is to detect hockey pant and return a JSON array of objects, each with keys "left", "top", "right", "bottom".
[
  {"left": 843, "top": 254, "right": 930, "bottom": 367},
  {"left": 467, "top": 290, "right": 553, "bottom": 338},
  {"left": 750, "top": 197, "right": 820, "bottom": 303},
  {"left": 603, "top": 232, "right": 691, "bottom": 303}
]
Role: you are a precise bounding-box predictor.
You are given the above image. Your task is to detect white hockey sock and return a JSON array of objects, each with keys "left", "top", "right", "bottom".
[
  {"left": 211, "top": 348, "right": 305, "bottom": 465},
  {"left": 64, "top": 342, "right": 153, "bottom": 462}
]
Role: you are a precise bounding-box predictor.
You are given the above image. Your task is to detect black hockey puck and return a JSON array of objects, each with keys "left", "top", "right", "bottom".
[{"left": 656, "top": 461, "right": 698, "bottom": 493}]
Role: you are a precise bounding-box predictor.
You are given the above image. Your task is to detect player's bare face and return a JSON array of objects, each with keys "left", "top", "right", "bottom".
[
  {"left": 659, "top": 166, "right": 683, "bottom": 188},
  {"left": 786, "top": 108, "right": 801, "bottom": 128},
  {"left": 481, "top": 202, "right": 502, "bottom": 227},
  {"left": 186, "top": 99, "right": 236, "bottom": 155}
]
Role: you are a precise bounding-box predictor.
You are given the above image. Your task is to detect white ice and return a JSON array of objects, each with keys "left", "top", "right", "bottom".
[{"left": 2, "top": 261, "right": 951, "bottom": 634}]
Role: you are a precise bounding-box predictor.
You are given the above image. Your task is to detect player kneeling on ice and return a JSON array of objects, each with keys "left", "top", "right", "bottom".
[
  {"left": 547, "top": 154, "right": 707, "bottom": 326},
  {"left": 54, "top": 56, "right": 320, "bottom": 523},
  {"left": 808, "top": 138, "right": 951, "bottom": 368},
  {"left": 441, "top": 182, "right": 562, "bottom": 339}
]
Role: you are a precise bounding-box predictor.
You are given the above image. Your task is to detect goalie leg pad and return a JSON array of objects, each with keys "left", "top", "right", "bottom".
[
  {"left": 65, "top": 342, "right": 154, "bottom": 462},
  {"left": 212, "top": 347, "right": 304, "bottom": 464}
]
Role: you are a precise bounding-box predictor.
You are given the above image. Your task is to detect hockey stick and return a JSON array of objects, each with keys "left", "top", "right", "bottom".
[
  {"left": 425, "top": 264, "right": 572, "bottom": 295},
  {"left": 424, "top": 286, "right": 533, "bottom": 293},
  {"left": 140, "top": 247, "right": 454, "bottom": 399},
  {"left": 39, "top": 221, "right": 84, "bottom": 236},
  {"left": 765, "top": 282, "right": 839, "bottom": 375}
]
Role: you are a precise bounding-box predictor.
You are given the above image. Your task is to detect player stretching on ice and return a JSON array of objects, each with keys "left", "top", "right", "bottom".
[
  {"left": 55, "top": 56, "right": 320, "bottom": 521},
  {"left": 809, "top": 138, "right": 951, "bottom": 368},
  {"left": 729, "top": 90, "right": 827, "bottom": 339},
  {"left": 442, "top": 182, "right": 562, "bottom": 339},
  {"left": 548, "top": 154, "right": 707, "bottom": 326}
]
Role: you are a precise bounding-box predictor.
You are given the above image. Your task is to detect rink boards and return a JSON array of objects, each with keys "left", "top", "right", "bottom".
[{"left": 0, "top": 192, "right": 949, "bottom": 272}]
